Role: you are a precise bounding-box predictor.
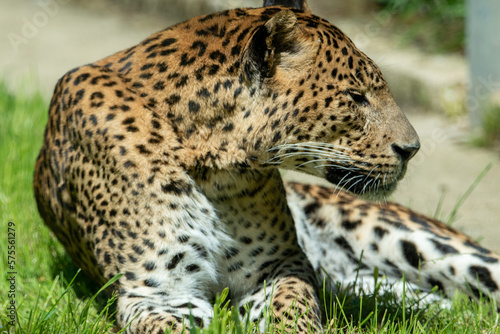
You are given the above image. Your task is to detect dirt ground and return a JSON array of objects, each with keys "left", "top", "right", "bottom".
[{"left": 2, "top": 0, "right": 499, "bottom": 252}]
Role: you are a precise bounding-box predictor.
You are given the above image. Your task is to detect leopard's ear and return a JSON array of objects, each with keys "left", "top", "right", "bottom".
[
  {"left": 242, "top": 9, "right": 305, "bottom": 83},
  {"left": 262, "top": 0, "right": 312, "bottom": 13}
]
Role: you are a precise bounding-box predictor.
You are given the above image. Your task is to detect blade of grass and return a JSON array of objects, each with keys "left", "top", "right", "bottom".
[{"left": 446, "top": 162, "right": 493, "bottom": 224}]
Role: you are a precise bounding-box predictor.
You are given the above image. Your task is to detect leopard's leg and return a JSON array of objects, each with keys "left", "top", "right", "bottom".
[
  {"left": 112, "top": 185, "right": 232, "bottom": 334},
  {"left": 34, "top": 66, "right": 233, "bottom": 333},
  {"left": 237, "top": 250, "right": 322, "bottom": 333},
  {"left": 204, "top": 170, "right": 323, "bottom": 333},
  {"left": 286, "top": 182, "right": 500, "bottom": 304}
]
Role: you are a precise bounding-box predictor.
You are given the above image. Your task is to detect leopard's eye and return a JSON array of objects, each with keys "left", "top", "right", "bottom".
[{"left": 347, "top": 90, "right": 370, "bottom": 107}]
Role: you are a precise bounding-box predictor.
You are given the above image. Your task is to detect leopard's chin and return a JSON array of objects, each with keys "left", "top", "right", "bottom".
[{"left": 325, "top": 163, "right": 408, "bottom": 200}]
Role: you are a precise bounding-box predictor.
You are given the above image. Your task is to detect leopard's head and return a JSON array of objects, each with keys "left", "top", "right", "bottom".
[{"left": 238, "top": 2, "right": 419, "bottom": 198}]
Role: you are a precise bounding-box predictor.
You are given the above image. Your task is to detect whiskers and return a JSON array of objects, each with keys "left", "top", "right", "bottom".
[
  {"left": 264, "top": 142, "right": 352, "bottom": 168},
  {"left": 264, "top": 142, "right": 397, "bottom": 200},
  {"left": 331, "top": 168, "right": 389, "bottom": 201}
]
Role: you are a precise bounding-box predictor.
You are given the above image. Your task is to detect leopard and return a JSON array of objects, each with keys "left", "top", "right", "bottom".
[{"left": 33, "top": 0, "right": 500, "bottom": 332}]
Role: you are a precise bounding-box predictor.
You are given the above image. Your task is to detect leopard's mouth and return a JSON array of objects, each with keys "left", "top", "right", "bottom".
[{"left": 325, "top": 163, "right": 407, "bottom": 199}]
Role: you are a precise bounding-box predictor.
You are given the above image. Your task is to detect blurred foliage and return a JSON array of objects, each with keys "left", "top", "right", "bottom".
[
  {"left": 73, "top": 0, "right": 260, "bottom": 21},
  {"left": 376, "top": 0, "right": 465, "bottom": 53},
  {"left": 471, "top": 105, "right": 500, "bottom": 147}
]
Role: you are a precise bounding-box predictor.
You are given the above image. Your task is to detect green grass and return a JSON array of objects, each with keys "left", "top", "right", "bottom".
[
  {"left": 432, "top": 162, "right": 493, "bottom": 225},
  {"left": 1, "top": 81, "right": 499, "bottom": 333}
]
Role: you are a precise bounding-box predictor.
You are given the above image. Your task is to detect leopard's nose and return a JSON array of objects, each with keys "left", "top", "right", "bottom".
[{"left": 391, "top": 142, "right": 420, "bottom": 162}]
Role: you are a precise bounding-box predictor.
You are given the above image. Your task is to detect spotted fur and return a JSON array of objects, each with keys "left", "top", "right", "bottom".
[
  {"left": 33, "top": 1, "right": 499, "bottom": 333},
  {"left": 288, "top": 182, "right": 500, "bottom": 305}
]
